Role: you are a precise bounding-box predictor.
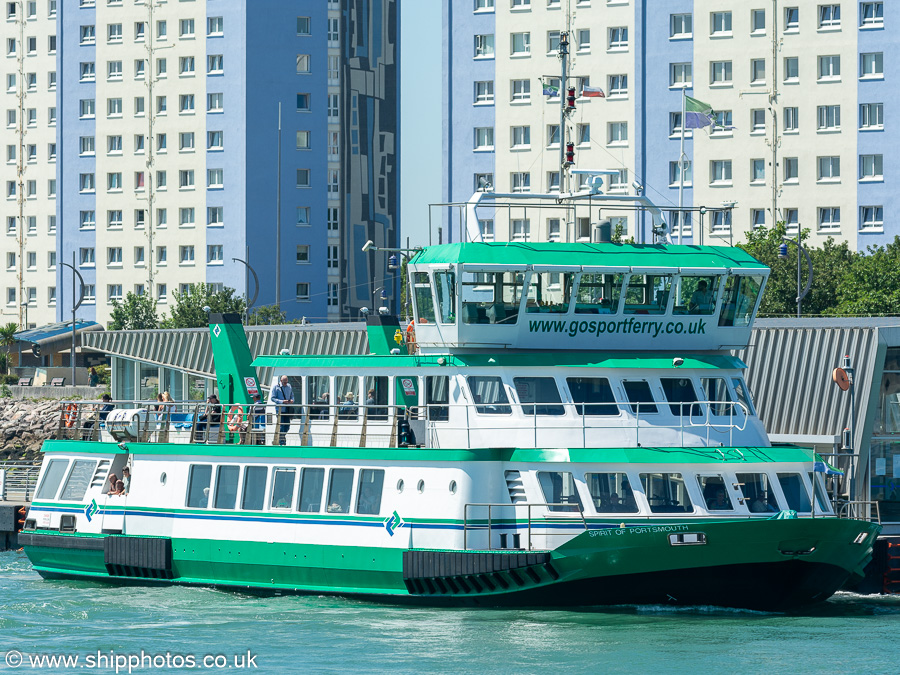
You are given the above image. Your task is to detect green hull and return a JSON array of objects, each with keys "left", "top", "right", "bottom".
[{"left": 22, "top": 516, "right": 879, "bottom": 610}]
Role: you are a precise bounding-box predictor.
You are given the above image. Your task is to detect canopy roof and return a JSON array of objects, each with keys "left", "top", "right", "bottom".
[
  {"left": 14, "top": 320, "right": 101, "bottom": 347},
  {"left": 410, "top": 242, "right": 767, "bottom": 271}
]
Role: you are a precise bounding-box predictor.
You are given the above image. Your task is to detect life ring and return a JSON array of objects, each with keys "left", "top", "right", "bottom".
[{"left": 63, "top": 403, "right": 78, "bottom": 428}]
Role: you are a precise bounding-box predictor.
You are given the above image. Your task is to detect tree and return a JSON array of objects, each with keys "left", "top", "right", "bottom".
[
  {"left": 159, "top": 283, "right": 247, "bottom": 329},
  {"left": 249, "top": 304, "right": 287, "bottom": 325},
  {"left": 0, "top": 322, "right": 18, "bottom": 374},
  {"left": 109, "top": 292, "right": 159, "bottom": 330},
  {"left": 836, "top": 237, "right": 900, "bottom": 316}
]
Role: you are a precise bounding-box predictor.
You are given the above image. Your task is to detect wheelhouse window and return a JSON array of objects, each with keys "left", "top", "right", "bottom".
[
  {"left": 467, "top": 376, "right": 511, "bottom": 414},
  {"left": 675, "top": 275, "right": 721, "bottom": 315},
  {"left": 718, "top": 275, "right": 764, "bottom": 327},
  {"left": 700, "top": 378, "right": 735, "bottom": 417},
  {"left": 660, "top": 377, "right": 702, "bottom": 417},
  {"left": 640, "top": 472, "right": 694, "bottom": 513},
  {"left": 808, "top": 472, "right": 832, "bottom": 512},
  {"left": 186, "top": 464, "right": 212, "bottom": 507},
  {"left": 425, "top": 375, "right": 449, "bottom": 421},
  {"left": 270, "top": 468, "right": 296, "bottom": 509},
  {"left": 241, "top": 466, "right": 268, "bottom": 511},
  {"left": 326, "top": 468, "right": 354, "bottom": 513},
  {"left": 214, "top": 465, "right": 240, "bottom": 509},
  {"left": 624, "top": 274, "right": 672, "bottom": 314},
  {"left": 514, "top": 377, "right": 564, "bottom": 416},
  {"left": 698, "top": 474, "right": 733, "bottom": 510},
  {"left": 737, "top": 472, "right": 781, "bottom": 512},
  {"left": 461, "top": 271, "right": 524, "bottom": 325},
  {"left": 35, "top": 458, "right": 68, "bottom": 499},
  {"left": 567, "top": 377, "right": 618, "bottom": 416},
  {"left": 777, "top": 472, "right": 812, "bottom": 512},
  {"left": 356, "top": 469, "right": 385, "bottom": 514},
  {"left": 623, "top": 380, "right": 658, "bottom": 415},
  {"left": 537, "top": 471, "right": 583, "bottom": 512},
  {"left": 525, "top": 271, "right": 574, "bottom": 314},
  {"left": 298, "top": 467, "right": 325, "bottom": 512},
  {"left": 413, "top": 272, "right": 436, "bottom": 323},
  {"left": 732, "top": 378, "right": 756, "bottom": 416},
  {"left": 574, "top": 272, "right": 624, "bottom": 314},
  {"left": 586, "top": 472, "right": 638, "bottom": 513},
  {"left": 434, "top": 271, "right": 457, "bottom": 324}
]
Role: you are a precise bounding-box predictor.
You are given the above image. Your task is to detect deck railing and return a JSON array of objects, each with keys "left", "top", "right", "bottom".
[
  {"left": 0, "top": 460, "right": 42, "bottom": 502},
  {"left": 463, "top": 502, "right": 588, "bottom": 551},
  {"left": 835, "top": 500, "right": 881, "bottom": 524}
]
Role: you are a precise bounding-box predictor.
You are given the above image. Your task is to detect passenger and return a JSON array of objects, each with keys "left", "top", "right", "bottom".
[
  {"left": 251, "top": 394, "right": 266, "bottom": 445},
  {"left": 227, "top": 404, "right": 247, "bottom": 443},
  {"left": 162, "top": 391, "right": 176, "bottom": 415},
  {"left": 196, "top": 395, "right": 222, "bottom": 442},
  {"left": 751, "top": 492, "right": 776, "bottom": 513},
  {"left": 606, "top": 493, "right": 624, "bottom": 512},
  {"left": 707, "top": 488, "right": 730, "bottom": 510},
  {"left": 107, "top": 473, "right": 118, "bottom": 495},
  {"left": 366, "top": 388, "right": 376, "bottom": 406},
  {"left": 316, "top": 392, "right": 331, "bottom": 420},
  {"left": 113, "top": 480, "right": 125, "bottom": 496},
  {"left": 154, "top": 393, "right": 165, "bottom": 421},
  {"left": 689, "top": 280, "right": 714, "bottom": 314},
  {"left": 339, "top": 392, "right": 358, "bottom": 419},
  {"left": 83, "top": 394, "right": 114, "bottom": 440},
  {"left": 327, "top": 492, "right": 347, "bottom": 513},
  {"left": 269, "top": 376, "right": 294, "bottom": 445},
  {"left": 121, "top": 467, "right": 131, "bottom": 495}
]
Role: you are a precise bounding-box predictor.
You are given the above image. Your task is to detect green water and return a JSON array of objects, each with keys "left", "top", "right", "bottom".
[{"left": 1, "top": 551, "right": 897, "bottom": 674}]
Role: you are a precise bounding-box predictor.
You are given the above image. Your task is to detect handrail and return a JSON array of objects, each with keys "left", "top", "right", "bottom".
[
  {"left": 0, "top": 460, "right": 42, "bottom": 502},
  {"left": 463, "top": 501, "right": 588, "bottom": 551},
  {"left": 835, "top": 499, "right": 881, "bottom": 524}
]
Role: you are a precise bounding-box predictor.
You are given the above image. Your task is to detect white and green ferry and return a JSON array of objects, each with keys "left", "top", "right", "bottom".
[{"left": 20, "top": 236, "right": 879, "bottom": 610}]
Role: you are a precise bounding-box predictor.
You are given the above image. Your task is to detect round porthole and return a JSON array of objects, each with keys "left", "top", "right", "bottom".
[
  {"left": 417, "top": 479, "right": 425, "bottom": 493},
  {"left": 396, "top": 479, "right": 404, "bottom": 493},
  {"left": 449, "top": 480, "right": 457, "bottom": 495},
  {"left": 160, "top": 472, "right": 167, "bottom": 485}
]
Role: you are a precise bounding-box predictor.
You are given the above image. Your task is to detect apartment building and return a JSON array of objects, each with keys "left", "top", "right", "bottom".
[
  {"left": 1, "top": 0, "right": 399, "bottom": 328},
  {"left": 443, "top": 0, "right": 896, "bottom": 250}
]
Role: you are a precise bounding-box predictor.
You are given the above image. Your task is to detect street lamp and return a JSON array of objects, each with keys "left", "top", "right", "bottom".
[
  {"left": 778, "top": 235, "right": 813, "bottom": 318},
  {"left": 231, "top": 257, "right": 260, "bottom": 321},
  {"left": 59, "top": 253, "right": 85, "bottom": 386}
]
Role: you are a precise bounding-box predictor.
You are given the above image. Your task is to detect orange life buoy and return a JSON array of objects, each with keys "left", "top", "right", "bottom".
[{"left": 63, "top": 403, "right": 78, "bottom": 428}]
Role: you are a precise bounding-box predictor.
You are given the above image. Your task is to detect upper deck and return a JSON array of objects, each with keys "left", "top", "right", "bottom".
[{"left": 407, "top": 242, "right": 769, "bottom": 353}]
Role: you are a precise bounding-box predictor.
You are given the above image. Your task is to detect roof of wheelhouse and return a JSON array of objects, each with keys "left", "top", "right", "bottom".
[{"left": 409, "top": 242, "right": 767, "bottom": 271}]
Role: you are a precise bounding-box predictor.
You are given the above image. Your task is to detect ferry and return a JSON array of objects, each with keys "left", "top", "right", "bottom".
[{"left": 19, "top": 192, "right": 879, "bottom": 610}]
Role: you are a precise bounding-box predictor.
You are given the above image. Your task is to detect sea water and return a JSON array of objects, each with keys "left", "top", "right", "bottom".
[{"left": 0, "top": 551, "right": 897, "bottom": 674}]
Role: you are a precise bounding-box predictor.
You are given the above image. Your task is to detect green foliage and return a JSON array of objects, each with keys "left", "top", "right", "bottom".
[
  {"left": 159, "top": 283, "right": 247, "bottom": 329},
  {"left": 0, "top": 322, "right": 18, "bottom": 374},
  {"left": 835, "top": 237, "right": 900, "bottom": 316},
  {"left": 94, "top": 364, "right": 111, "bottom": 386},
  {"left": 249, "top": 304, "right": 287, "bottom": 325},
  {"left": 0, "top": 383, "right": 10, "bottom": 398},
  {"left": 109, "top": 292, "right": 159, "bottom": 330},
  {"left": 1, "top": 374, "right": 18, "bottom": 385}
]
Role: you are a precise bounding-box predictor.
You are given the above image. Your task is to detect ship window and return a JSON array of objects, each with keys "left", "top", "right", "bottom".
[
  {"left": 574, "top": 272, "right": 624, "bottom": 314},
  {"left": 736, "top": 472, "right": 781, "bottom": 513},
  {"left": 270, "top": 468, "right": 296, "bottom": 509},
  {"left": 808, "top": 472, "right": 832, "bottom": 513},
  {"left": 640, "top": 472, "right": 694, "bottom": 513},
  {"left": 213, "top": 465, "right": 239, "bottom": 509},
  {"left": 567, "top": 377, "right": 618, "bottom": 416},
  {"left": 356, "top": 468, "right": 384, "bottom": 514},
  {"left": 719, "top": 274, "right": 764, "bottom": 327},
  {"left": 467, "top": 376, "right": 512, "bottom": 414},
  {"left": 586, "top": 472, "right": 638, "bottom": 513},
  {"left": 364, "top": 375, "right": 389, "bottom": 420},
  {"left": 674, "top": 275, "right": 721, "bottom": 315},
  {"left": 59, "top": 459, "right": 98, "bottom": 502},
  {"left": 525, "top": 271, "right": 574, "bottom": 313},
  {"left": 335, "top": 375, "right": 359, "bottom": 420},
  {"left": 700, "top": 378, "right": 734, "bottom": 417},
  {"left": 307, "top": 375, "right": 331, "bottom": 420},
  {"left": 413, "top": 272, "right": 436, "bottom": 323},
  {"left": 624, "top": 273, "right": 672, "bottom": 315},
  {"left": 298, "top": 467, "right": 325, "bottom": 512},
  {"left": 660, "top": 377, "right": 703, "bottom": 417},
  {"left": 326, "top": 468, "right": 354, "bottom": 513},
  {"left": 241, "top": 466, "right": 268, "bottom": 511},
  {"left": 434, "top": 270, "right": 457, "bottom": 324},
  {"left": 461, "top": 270, "right": 524, "bottom": 324},
  {"left": 697, "top": 474, "right": 733, "bottom": 510},
  {"left": 186, "top": 464, "right": 212, "bottom": 507},
  {"left": 731, "top": 377, "right": 756, "bottom": 416},
  {"left": 425, "top": 375, "right": 449, "bottom": 421},
  {"left": 777, "top": 472, "right": 812, "bottom": 512},
  {"left": 35, "top": 458, "right": 68, "bottom": 500},
  {"left": 623, "top": 380, "right": 658, "bottom": 415},
  {"left": 515, "top": 377, "right": 564, "bottom": 415},
  {"left": 537, "top": 471, "right": 583, "bottom": 512}
]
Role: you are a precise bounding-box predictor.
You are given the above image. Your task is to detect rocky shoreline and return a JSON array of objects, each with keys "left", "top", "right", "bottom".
[{"left": 0, "top": 399, "right": 60, "bottom": 461}]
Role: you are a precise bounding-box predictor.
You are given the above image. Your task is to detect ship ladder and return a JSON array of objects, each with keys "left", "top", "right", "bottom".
[{"left": 884, "top": 542, "right": 900, "bottom": 595}]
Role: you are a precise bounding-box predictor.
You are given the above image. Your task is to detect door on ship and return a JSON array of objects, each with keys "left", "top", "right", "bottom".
[{"left": 100, "top": 453, "right": 129, "bottom": 534}]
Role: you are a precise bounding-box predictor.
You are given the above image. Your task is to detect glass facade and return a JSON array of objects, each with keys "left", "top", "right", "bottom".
[
  {"left": 111, "top": 357, "right": 212, "bottom": 402},
  {"left": 871, "top": 348, "right": 900, "bottom": 522}
]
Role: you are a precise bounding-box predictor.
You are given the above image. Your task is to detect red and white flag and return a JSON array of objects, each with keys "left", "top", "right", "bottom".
[{"left": 582, "top": 86, "right": 605, "bottom": 98}]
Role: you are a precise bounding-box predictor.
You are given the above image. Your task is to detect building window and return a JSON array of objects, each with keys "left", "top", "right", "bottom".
[
  {"left": 296, "top": 54, "right": 310, "bottom": 73},
  {"left": 474, "top": 80, "right": 494, "bottom": 104},
  {"left": 207, "top": 169, "right": 223, "bottom": 188},
  {"left": 474, "top": 127, "right": 494, "bottom": 150},
  {"left": 860, "top": 3, "right": 884, "bottom": 28},
  {"left": 327, "top": 18, "right": 339, "bottom": 43},
  {"left": 818, "top": 4, "right": 841, "bottom": 29},
  {"left": 107, "top": 210, "right": 123, "bottom": 229},
  {"left": 296, "top": 16, "right": 310, "bottom": 35},
  {"left": 670, "top": 13, "right": 692, "bottom": 39},
  {"left": 818, "top": 207, "right": 840, "bottom": 231},
  {"left": 710, "top": 11, "right": 732, "bottom": 35},
  {"left": 327, "top": 169, "right": 339, "bottom": 196},
  {"left": 107, "top": 23, "right": 122, "bottom": 43},
  {"left": 785, "top": 7, "right": 799, "bottom": 32},
  {"left": 179, "top": 56, "right": 194, "bottom": 75},
  {"left": 859, "top": 103, "right": 884, "bottom": 130},
  {"left": 711, "top": 110, "right": 733, "bottom": 134},
  {"left": 107, "top": 172, "right": 122, "bottom": 191},
  {"left": 751, "top": 159, "right": 765, "bottom": 183},
  {"left": 817, "top": 105, "right": 840, "bottom": 130},
  {"left": 511, "top": 219, "right": 531, "bottom": 241},
  {"left": 818, "top": 55, "right": 841, "bottom": 80},
  {"left": 547, "top": 124, "right": 560, "bottom": 147},
  {"left": 750, "top": 109, "right": 766, "bottom": 133},
  {"left": 860, "top": 206, "right": 883, "bottom": 231},
  {"left": 751, "top": 209, "right": 766, "bottom": 228},
  {"left": 80, "top": 24, "right": 95, "bottom": 44},
  {"left": 511, "top": 79, "right": 531, "bottom": 102},
  {"left": 295, "top": 283, "right": 310, "bottom": 301},
  {"left": 327, "top": 245, "right": 339, "bottom": 269},
  {"left": 207, "top": 245, "right": 223, "bottom": 264},
  {"left": 296, "top": 130, "right": 310, "bottom": 150},
  {"left": 297, "top": 169, "right": 310, "bottom": 188},
  {"left": 670, "top": 63, "right": 692, "bottom": 88},
  {"left": 669, "top": 160, "right": 692, "bottom": 186},
  {"left": 157, "top": 247, "right": 167, "bottom": 265},
  {"left": 208, "top": 206, "right": 223, "bottom": 226},
  {"left": 576, "top": 29, "right": 590, "bottom": 52},
  {"left": 784, "top": 157, "right": 799, "bottom": 182},
  {"left": 511, "top": 172, "right": 531, "bottom": 192},
  {"left": 711, "top": 211, "right": 732, "bottom": 234},
  {"left": 576, "top": 123, "right": 590, "bottom": 145},
  {"left": 475, "top": 0, "right": 494, "bottom": 11},
  {"left": 107, "top": 247, "right": 122, "bottom": 266},
  {"left": 327, "top": 283, "right": 338, "bottom": 307},
  {"left": 784, "top": 107, "right": 799, "bottom": 132},
  {"left": 208, "top": 130, "right": 223, "bottom": 150},
  {"left": 510, "top": 32, "right": 530, "bottom": 56},
  {"left": 296, "top": 93, "right": 310, "bottom": 112},
  {"left": 178, "top": 170, "right": 194, "bottom": 189},
  {"left": 607, "top": 26, "right": 628, "bottom": 51},
  {"left": 179, "top": 94, "right": 195, "bottom": 113},
  {"left": 711, "top": 60, "right": 733, "bottom": 85},
  {"left": 474, "top": 173, "right": 493, "bottom": 191},
  {"left": 547, "top": 171, "right": 560, "bottom": 192},
  {"left": 178, "top": 208, "right": 195, "bottom": 227},
  {"left": 817, "top": 156, "right": 840, "bottom": 182},
  {"left": 79, "top": 173, "right": 95, "bottom": 193},
  {"left": 784, "top": 57, "right": 799, "bottom": 83},
  {"left": 859, "top": 154, "right": 883, "bottom": 181},
  {"left": 207, "top": 55, "right": 224, "bottom": 74},
  {"left": 80, "top": 62, "right": 95, "bottom": 82},
  {"left": 80, "top": 210, "right": 95, "bottom": 229},
  {"left": 296, "top": 245, "right": 310, "bottom": 263},
  {"left": 107, "top": 285, "right": 123, "bottom": 303},
  {"left": 208, "top": 93, "right": 224, "bottom": 113},
  {"left": 511, "top": 125, "right": 531, "bottom": 148},
  {"left": 608, "top": 169, "right": 628, "bottom": 192},
  {"left": 710, "top": 160, "right": 732, "bottom": 185},
  {"left": 860, "top": 53, "right": 884, "bottom": 79},
  {"left": 751, "top": 9, "right": 766, "bottom": 33},
  {"left": 607, "top": 74, "right": 627, "bottom": 97},
  {"left": 750, "top": 59, "right": 765, "bottom": 84},
  {"left": 607, "top": 122, "right": 627, "bottom": 146},
  {"left": 179, "top": 246, "right": 195, "bottom": 264},
  {"left": 327, "top": 207, "right": 339, "bottom": 231},
  {"left": 474, "top": 34, "right": 494, "bottom": 58}
]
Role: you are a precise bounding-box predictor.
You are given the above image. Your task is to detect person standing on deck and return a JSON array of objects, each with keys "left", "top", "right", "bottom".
[{"left": 269, "top": 376, "right": 294, "bottom": 445}]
